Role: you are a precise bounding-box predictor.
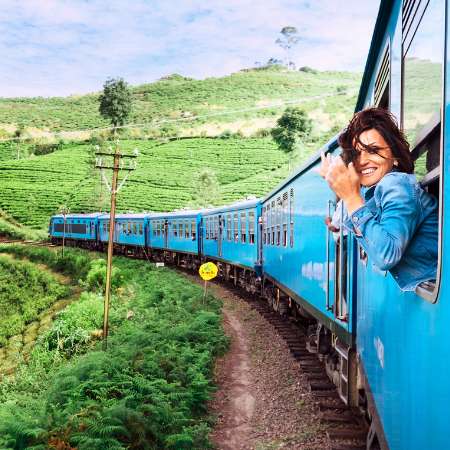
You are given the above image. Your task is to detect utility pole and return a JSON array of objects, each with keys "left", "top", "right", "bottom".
[
  {"left": 95, "top": 142, "right": 137, "bottom": 350},
  {"left": 59, "top": 205, "right": 70, "bottom": 258}
]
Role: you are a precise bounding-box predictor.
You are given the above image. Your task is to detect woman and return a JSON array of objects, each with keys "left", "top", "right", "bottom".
[{"left": 320, "top": 107, "right": 438, "bottom": 291}]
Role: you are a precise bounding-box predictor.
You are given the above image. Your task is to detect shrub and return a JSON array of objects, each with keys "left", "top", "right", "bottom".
[{"left": 86, "top": 258, "right": 125, "bottom": 293}]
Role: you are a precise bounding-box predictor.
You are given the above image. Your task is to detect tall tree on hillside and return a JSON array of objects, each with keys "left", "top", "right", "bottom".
[
  {"left": 276, "top": 26, "right": 301, "bottom": 70},
  {"left": 271, "top": 107, "right": 312, "bottom": 153},
  {"left": 99, "top": 78, "right": 133, "bottom": 135}
]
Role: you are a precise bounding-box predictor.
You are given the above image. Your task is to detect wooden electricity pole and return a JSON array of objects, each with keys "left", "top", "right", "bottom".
[{"left": 95, "top": 143, "right": 137, "bottom": 350}]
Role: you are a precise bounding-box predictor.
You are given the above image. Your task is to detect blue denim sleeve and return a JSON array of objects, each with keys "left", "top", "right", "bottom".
[{"left": 343, "top": 175, "right": 420, "bottom": 271}]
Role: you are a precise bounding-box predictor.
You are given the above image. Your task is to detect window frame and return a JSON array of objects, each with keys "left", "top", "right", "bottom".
[{"left": 400, "top": 0, "right": 445, "bottom": 303}]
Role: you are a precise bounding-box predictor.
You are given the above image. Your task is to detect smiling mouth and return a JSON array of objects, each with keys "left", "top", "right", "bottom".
[{"left": 360, "top": 167, "right": 377, "bottom": 176}]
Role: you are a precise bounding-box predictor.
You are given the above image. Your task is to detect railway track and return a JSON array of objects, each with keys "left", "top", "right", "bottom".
[{"left": 218, "top": 283, "right": 368, "bottom": 450}]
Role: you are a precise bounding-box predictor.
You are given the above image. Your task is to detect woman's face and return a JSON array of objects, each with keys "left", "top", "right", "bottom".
[{"left": 354, "top": 128, "right": 395, "bottom": 187}]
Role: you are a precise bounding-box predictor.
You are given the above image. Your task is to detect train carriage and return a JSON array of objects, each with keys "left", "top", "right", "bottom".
[
  {"left": 98, "top": 213, "right": 150, "bottom": 256},
  {"left": 148, "top": 210, "right": 202, "bottom": 268},
  {"left": 49, "top": 213, "right": 101, "bottom": 248},
  {"left": 260, "top": 138, "right": 359, "bottom": 403},
  {"left": 201, "top": 198, "right": 262, "bottom": 291},
  {"left": 345, "top": 1, "right": 450, "bottom": 449}
]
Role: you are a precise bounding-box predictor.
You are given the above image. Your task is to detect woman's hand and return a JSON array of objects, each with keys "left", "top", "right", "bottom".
[
  {"left": 319, "top": 152, "right": 332, "bottom": 178},
  {"left": 323, "top": 155, "right": 364, "bottom": 214}
]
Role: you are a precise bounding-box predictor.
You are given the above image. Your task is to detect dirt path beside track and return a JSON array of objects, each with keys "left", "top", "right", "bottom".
[{"left": 206, "top": 282, "right": 330, "bottom": 450}]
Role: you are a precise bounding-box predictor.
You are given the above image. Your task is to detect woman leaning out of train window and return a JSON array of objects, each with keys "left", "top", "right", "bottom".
[{"left": 319, "top": 107, "right": 438, "bottom": 291}]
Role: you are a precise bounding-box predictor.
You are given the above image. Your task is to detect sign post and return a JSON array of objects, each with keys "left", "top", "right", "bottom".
[{"left": 199, "top": 262, "right": 218, "bottom": 303}]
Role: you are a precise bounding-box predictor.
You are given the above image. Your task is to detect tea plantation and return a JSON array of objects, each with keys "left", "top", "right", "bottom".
[
  {"left": 0, "top": 67, "right": 359, "bottom": 134},
  {"left": 0, "top": 137, "right": 295, "bottom": 230}
]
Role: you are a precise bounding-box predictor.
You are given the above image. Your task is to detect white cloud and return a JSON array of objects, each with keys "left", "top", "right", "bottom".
[{"left": 0, "top": 0, "right": 380, "bottom": 97}]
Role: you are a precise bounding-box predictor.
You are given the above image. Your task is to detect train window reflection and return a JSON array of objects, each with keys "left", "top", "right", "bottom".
[{"left": 402, "top": 0, "right": 444, "bottom": 179}]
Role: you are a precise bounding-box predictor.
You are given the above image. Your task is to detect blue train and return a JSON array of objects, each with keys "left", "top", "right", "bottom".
[{"left": 48, "top": 1, "right": 449, "bottom": 448}]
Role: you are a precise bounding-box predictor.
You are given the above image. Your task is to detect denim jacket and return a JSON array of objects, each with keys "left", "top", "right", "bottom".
[{"left": 343, "top": 172, "right": 438, "bottom": 291}]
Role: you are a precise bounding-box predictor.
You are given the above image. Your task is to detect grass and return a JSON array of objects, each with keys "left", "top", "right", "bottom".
[{"left": 0, "top": 253, "right": 69, "bottom": 345}]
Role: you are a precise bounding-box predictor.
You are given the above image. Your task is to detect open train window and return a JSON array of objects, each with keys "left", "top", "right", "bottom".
[
  {"left": 241, "top": 212, "right": 247, "bottom": 243},
  {"left": 191, "top": 220, "right": 196, "bottom": 240},
  {"left": 233, "top": 213, "right": 239, "bottom": 243},
  {"left": 249, "top": 211, "right": 255, "bottom": 244},
  {"left": 402, "top": 0, "right": 444, "bottom": 301}
]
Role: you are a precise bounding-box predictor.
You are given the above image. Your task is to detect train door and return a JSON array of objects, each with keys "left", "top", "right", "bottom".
[
  {"left": 326, "top": 199, "right": 351, "bottom": 325},
  {"left": 164, "top": 220, "right": 169, "bottom": 248},
  {"left": 218, "top": 215, "right": 223, "bottom": 257}
]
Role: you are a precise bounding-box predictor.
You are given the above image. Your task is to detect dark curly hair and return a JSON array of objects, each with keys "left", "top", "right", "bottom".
[{"left": 338, "top": 107, "right": 414, "bottom": 174}]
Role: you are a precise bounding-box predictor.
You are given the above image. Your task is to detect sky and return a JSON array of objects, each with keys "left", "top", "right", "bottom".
[{"left": 0, "top": 0, "right": 381, "bottom": 98}]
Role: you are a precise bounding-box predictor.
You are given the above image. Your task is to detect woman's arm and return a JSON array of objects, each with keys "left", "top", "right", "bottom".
[{"left": 343, "top": 177, "right": 420, "bottom": 270}]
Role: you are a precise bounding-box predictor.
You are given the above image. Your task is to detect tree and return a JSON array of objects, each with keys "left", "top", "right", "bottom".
[
  {"left": 193, "top": 168, "right": 219, "bottom": 207},
  {"left": 271, "top": 107, "right": 312, "bottom": 153},
  {"left": 276, "top": 26, "right": 301, "bottom": 70},
  {"left": 98, "top": 78, "right": 133, "bottom": 134}
]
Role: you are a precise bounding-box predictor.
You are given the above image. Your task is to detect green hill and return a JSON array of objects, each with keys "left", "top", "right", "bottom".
[
  {"left": 0, "top": 67, "right": 360, "bottom": 232},
  {"left": 0, "top": 67, "right": 359, "bottom": 137}
]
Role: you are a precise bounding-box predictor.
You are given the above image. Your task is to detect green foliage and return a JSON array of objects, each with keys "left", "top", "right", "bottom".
[
  {"left": 39, "top": 292, "right": 103, "bottom": 355},
  {"left": 0, "top": 256, "right": 227, "bottom": 449},
  {"left": 0, "top": 245, "right": 93, "bottom": 281},
  {"left": 0, "top": 255, "right": 68, "bottom": 345},
  {"left": 271, "top": 107, "right": 312, "bottom": 153},
  {"left": 86, "top": 258, "right": 125, "bottom": 293},
  {"left": 0, "top": 138, "right": 289, "bottom": 229},
  {"left": 99, "top": 78, "right": 133, "bottom": 129}
]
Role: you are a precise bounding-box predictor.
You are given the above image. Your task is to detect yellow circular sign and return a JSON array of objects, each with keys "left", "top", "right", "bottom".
[{"left": 199, "top": 262, "right": 218, "bottom": 281}]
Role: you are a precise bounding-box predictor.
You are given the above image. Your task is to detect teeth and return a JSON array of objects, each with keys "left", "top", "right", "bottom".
[{"left": 361, "top": 168, "right": 376, "bottom": 175}]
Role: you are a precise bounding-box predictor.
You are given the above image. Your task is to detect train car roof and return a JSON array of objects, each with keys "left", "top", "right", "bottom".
[
  {"left": 262, "top": 135, "right": 339, "bottom": 202},
  {"left": 203, "top": 198, "right": 261, "bottom": 215},
  {"left": 149, "top": 209, "right": 205, "bottom": 219},
  {"left": 98, "top": 213, "right": 152, "bottom": 220},
  {"left": 52, "top": 212, "right": 104, "bottom": 219},
  {"left": 355, "top": 0, "right": 394, "bottom": 112}
]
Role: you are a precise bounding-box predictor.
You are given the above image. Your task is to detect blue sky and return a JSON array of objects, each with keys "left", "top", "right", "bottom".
[{"left": 0, "top": 0, "right": 380, "bottom": 98}]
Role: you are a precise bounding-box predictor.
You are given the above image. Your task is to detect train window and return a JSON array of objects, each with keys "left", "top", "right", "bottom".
[
  {"left": 402, "top": 0, "right": 443, "bottom": 182},
  {"left": 401, "top": 0, "right": 443, "bottom": 300},
  {"left": 249, "top": 211, "right": 255, "bottom": 244},
  {"left": 191, "top": 220, "right": 196, "bottom": 240},
  {"left": 282, "top": 192, "right": 288, "bottom": 247},
  {"left": 374, "top": 43, "right": 390, "bottom": 109},
  {"left": 262, "top": 207, "right": 266, "bottom": 245},
  {"left": 178, "top": 222, "right": 183, "bottom": 239},
  {"left": 214, "top": 216, "right": 219, "bottom": 239},
  {"left": 185, "top": 220, "right": 189, "bottom": 238},
  {"left": 133, "top": 223, "right": 137, "bottom": 235},
  {"left": 206, "top": 218, "right": 210, "bottom": 239},
  {"left": 276, "top": 197, "right": 282, "bottom": 246},
  {"left": 233, "top": 213, "right": 239, "bottom": 243},
  {"left": 290, "top": 188, "right": 294, "bottom": 247},
  {"left": 139, "top": 223, "right": 143, "bottom": 235},
  {"left": 127, "top": 222, "right": 131, "bottom": 234},
  {"left": 173, "top": 221, "right": 178, "bottom": 237},
  {"left": 241, "top": 212, "right": 247, "bottom": 243},
  {"left": 227, "top": 214, "right": 232, "bottom": 241}
]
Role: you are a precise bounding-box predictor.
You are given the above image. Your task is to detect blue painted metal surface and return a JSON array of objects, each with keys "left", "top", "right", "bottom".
[
  {"left": 49, "top": 213, "right": 101, "bottom": 241},
  {"left": 201, "top": 199, "right": 261, "bottom": 271},
  {"left": 148, "top": 210, "right": 202, "bottom": 254}
]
